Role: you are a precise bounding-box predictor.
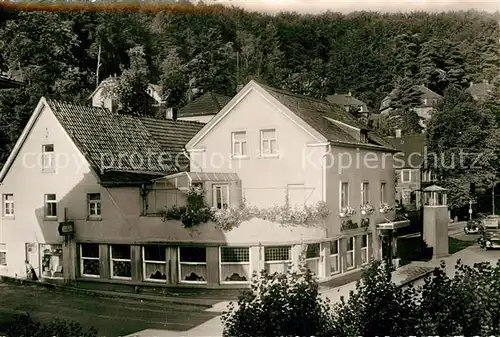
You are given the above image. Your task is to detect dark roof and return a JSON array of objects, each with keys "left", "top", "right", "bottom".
[
  {"left": 99, "top": 171, "right": 165, "bottom": 187},
  {"left": 258, "top": 83, "right": 393, "bottom": 149},
  {"left": 325, "top": 93, "right": 367, "bottom": 108},
  {"left": 384, "top": 134, "right": 426, "bottom": 168},
  {"left": 465, "top": 81, "right": 493, "bottom": 99},
  {"left": 0, "top": 75, "right": 22, "bottom": 89},
  {"left": 381, "top": 85, "right": 442, "bottom": 111},
  {"left": 45, "top": 99, "right": 200, "bottom": 181},
  {"left": 178, "top": 92, "right": 232, "bottom": 117},
  {"left": 139, "top": 118, "right": 205, "bottom": 168}
]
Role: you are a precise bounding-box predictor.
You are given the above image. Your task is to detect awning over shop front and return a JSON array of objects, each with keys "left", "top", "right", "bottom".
[{"left": 154, "top": 171, "right": 241, "bottom": 192}]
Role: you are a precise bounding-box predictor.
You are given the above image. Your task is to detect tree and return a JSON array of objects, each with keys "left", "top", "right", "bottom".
[
  {"left": 221, "top": 266, "right": 334, "bottom": 337},
  {"left": 426, "top": 86, "right": 500, "bottom": 209}
]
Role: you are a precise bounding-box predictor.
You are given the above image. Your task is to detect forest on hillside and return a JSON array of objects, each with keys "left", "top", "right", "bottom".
[{"left": 0, "top": 4, "right": 500, "bottom": 165}]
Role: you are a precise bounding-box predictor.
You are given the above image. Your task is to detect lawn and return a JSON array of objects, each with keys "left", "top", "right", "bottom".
[{"left": 448, "top": 236, "right": 475, "bottom": 254}]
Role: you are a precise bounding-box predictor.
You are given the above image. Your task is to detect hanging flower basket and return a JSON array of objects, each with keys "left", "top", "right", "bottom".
[
  {"left": 340, "top": 206, "right": 356, "bottom": 218},
  {"left": 360, "top": 204, "right": 375, "bottom": 215},
  {"left": 379, "top": 203, "right": 393, "bottom": 214}
]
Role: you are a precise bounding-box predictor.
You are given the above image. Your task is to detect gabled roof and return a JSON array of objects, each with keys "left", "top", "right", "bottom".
[
  {"left": 384, "top": 134, "right": 426, "bottom": 169},
  {"left": 325, "top": 93, "right": 367, "bottom": 108},
  {"left": 0, "top": 97, "right": 203, "bottom": 184},
  {"left": 465, "top": 81, "right": 493, "bottom": 99},
  {"left": 381, "top": 85, "right": 442, "bottom": 111},
  {"left": 178, "top": 92, "right": 232, "bottom": 117},
  {"left": 0, "top": 74, "right": 22, "bottom": 89},
  {"left": 186, "top": 80, "right": 396, "bottom": 152}
]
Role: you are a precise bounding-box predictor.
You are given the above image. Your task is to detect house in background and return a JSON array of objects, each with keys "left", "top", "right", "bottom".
[
  {"left": 384, "top": 132, "right": 434, "bottom": 210},
  {"left": 176, "top": 91, "right": 232, "bottom": 123},
  {"left": 379, "top": 84, "right": 443, "bottom": 129},
  {"left": 325, "top": 92, "right": 369, "bottom": 117},
  {"left": 0, "top": 79, "right": 404, "bottom": 291},
  {"left": 0, "top": 71, "right": 23, "bottom": 89},
  {"left": 465, "top": 80, "right": 493, "bottom": 101}
]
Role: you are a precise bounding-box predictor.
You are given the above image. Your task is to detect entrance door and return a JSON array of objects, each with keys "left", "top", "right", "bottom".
[{"left": 25, "top": 243, "right": 40, "bottom": 279}]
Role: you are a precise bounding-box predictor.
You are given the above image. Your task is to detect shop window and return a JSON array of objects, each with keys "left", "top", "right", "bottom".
[
  {"left": 143, "top": 246, "right": 167, "bottom": 282},
  {"left": 346, "top": 237, "right": 355, "bottom": 270},
  {"left": 305, "top": 243, "right": 320, "bottom": 275},
  {"left": 80, "top": 243, "right": 100, "bottom": 277},
  {"left": 264, "top": 246, "right": 291, "bottom": 274},
  {"left": 178, "top": 247, "right": 207, "bottom": 283},
  {"left": 361, "top": 234, "right": 369, "bottom": 265},
  {"left": 220, "top": 247, "right": 250, "bottom": 283},
  {"left": 110, "top": 245, "right": 131, "bottom": 280},
  {"left": 0, "top": 243, "right": 6, "bottom": 266},
  {"left": 330, "top": 240, "right": 340, "bottom": 275},
  {"left": 40, "top": 244, "right": 63, "bottom": 278}
]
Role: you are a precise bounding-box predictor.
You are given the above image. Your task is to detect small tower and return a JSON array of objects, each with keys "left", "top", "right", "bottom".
[{"left": 423, "top": 185, "right": 449, "bottom": 259}]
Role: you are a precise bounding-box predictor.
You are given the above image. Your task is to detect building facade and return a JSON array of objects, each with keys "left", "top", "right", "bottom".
[{"left": 0, "top": 81, "right": 404, "bottom": 290}]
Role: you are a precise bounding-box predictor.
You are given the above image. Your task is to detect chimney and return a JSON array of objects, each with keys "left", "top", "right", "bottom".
[
  {"left": 395, "top": 129, "right": 402, "bottom": 138},
  {"left": 172, "top": 107, "right": 178, "bottom": 121},
  {"left": 166, "top": 107, "right": 173, "bottom": 119}
]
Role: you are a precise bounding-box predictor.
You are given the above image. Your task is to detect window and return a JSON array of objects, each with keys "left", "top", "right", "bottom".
[
  {"left": 330, "top": 240, "right": 340, "bottom": 275},
  {"left": 402, "top": 190, "right": 412, "bottom": 205},
  {"left": 143, "top": 246, "right": 167, "bottom": 282},
  {"left": 401, "top": 169, "right": 411, "bottom": 183},
  {"left": 361, "top": 234, "right": 369, "bottom": 265},
  {"left": 260, "top": 129, "right": 277, "bottom": 156},
  {"left": 110, "top": 245, "right": 131, "bottom": 279},
  {"left": 305, "top": 243, "right": 320, "bottom": 275},
  {"left": 0, "top": 243, "right": 6, "bottom": 266},
  {"left": 346, "top": 237, "right": 355, "bottom": 270},
  {"left": 80, "top": 243, "right": 100, "bottom": 277},
  {"left": 40, "top": 244, "right": 63, "bottom": 278},
  {"left": 422, "top": 170, "right": 433, "bottom": 182},
  {"left": 340, "top": 182, "right": 349, "bottom": 208},
  {"left": 220, "top": 247, "right": 250, "bottom": 283},
  {"left": 361, "top": 182, "right": 369, "bottom": 205},
  {"left": 44, "top": 194, "right": 57, "bottom": 218},
  {"left": 264, "top": 246, "right": 291, "bottom": 274},
  {"left": 231, "top": 131, "right": 247, "bottom": 157},
  {"left": 213, "top": 184, "right": 229, "bottom": 209},
  {"left": 87, "top": 193, "right": 101, "bottom": 218},
  {"left": 179, "top": 247, "right": 207, "bottom": 283},
  {"left": 380, "top": 182, "right": 387, "bottom": 204},
  {"left": 2, "top": 194, "right": 14, "bottom": 217},
  {"left": 42, "top": 144, "right": 55, "bottom": 171}
]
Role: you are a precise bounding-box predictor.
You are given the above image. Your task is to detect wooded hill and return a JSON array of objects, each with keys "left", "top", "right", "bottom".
[{"left": 0, "top": 4, "right": 499, "bottom": 164}]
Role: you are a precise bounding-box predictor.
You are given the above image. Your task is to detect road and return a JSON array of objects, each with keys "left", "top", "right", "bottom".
[{"left": 0, "top": 282, "right": 219, "bottom": 337}]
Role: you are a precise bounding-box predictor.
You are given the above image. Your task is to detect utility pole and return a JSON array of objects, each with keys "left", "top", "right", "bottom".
[{"left": 96, "top": 43, "right": 102, "bottom": 88}]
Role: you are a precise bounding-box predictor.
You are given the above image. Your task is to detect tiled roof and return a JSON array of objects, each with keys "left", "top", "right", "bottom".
[
  {"left": 139, "top": 118, "right": 205, "bottom": 168},
  {"left": 178, "top": 92, "right": 232, "bottom": 117},
  {"left": 325, "top": 93, "right": 367, "bottom": 108},
  {"left": 465, "top": 81, "right": 493, "bottom": 99},
  {"left": 384, "top": 134, "right": 426, "bottom": 168},
  {"left": 258, "top": 83, "right": 392, "bottom": 149},
  {"left": 45, "top": 99, "right": 179, "bottom": 178},
  {"left": 381, "top": 85, "right": 442, "bottom": 110}
]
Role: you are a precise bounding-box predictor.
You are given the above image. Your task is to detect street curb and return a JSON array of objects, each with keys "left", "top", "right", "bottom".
[{"left": 0, "top": 276, "right": 214, "bottom": 309}]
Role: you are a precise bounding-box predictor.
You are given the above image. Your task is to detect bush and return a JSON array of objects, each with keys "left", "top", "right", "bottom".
[
  {"left": 2, "top": 312, "right": 98, "bottom": 337},
  {"left": 222, "top": 259, "right": 500, "bottom": 336},
  {"left": 221, "top": 266, "right": 334, "bottom": 337}
]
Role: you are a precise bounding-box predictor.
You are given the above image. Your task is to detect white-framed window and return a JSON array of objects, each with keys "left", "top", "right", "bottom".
[
  {"left": 2, "top": 194, "right": 14, "bottom": 217},
  {"left": 361, "top": 234, "right": 369, "bottom": 265},
  {"left": 110, "top": 245, "right": 132, "bottom": 280},
  {"left": 42, "top": 144, "right": 55, "bottom": 171},
  {"left": 220, "top": 247, "right": 250, "bottom": 283},
  {"left": 179, "top": 247, "right": 207, "bottom": 283},
  {"left": 80, "top": 243, "right": 100, "bottom": 278},
  {"left": 143, "top": 245, "right": 167, "bottom": 282},
  {"left": 260, "top": 129, "right": 278, "bottom": 157},
  {"left": 231, "top": 131, "right": 247, "bottom": 158},
  {"left": 213, "top": 184, "right": 229, "bottom": 209},
  {"left": 401, "top": 169, "right": 411, "bottom": 183},
  {"left": 87, "top": 193, "right": 101, "bottom": 218},
  {"left": 361, "top": 182, "right": 369, "bottom": 205},
  {"left": 330, "top": 240, "right": 340, "bottom": 275},
  {"left": 340, "top": 182, "right": 349, "bottom": 208},
  {"left": 264, "top": 246, "right": 291, "bottom": 274},
  {"left": 0, "top": 243, "right": 6, "bottom": 266},
  {"left": 346, "top": 237, "right": 355, "bottom": 270},
  {"left": 380, "top": 182, "right": 387, "bottom": 204},
  {"left": 305, "top": 243, "right": 320, "bottom": 275},
  {"left": 44, "top": 194, "right": 57, "bottom": 218}
]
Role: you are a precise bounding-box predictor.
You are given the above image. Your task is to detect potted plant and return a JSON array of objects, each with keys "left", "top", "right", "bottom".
[
  {"left": 379, "top": 203, "right": 393, "bottom": 214},
  {"left": 360, "top": 203, "right": 374, "bottom": 215},
  {"left": 339, "top": 206, "right": 356, "bottom": 218}
]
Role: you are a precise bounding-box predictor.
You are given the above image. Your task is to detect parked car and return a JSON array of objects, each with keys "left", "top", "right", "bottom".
[
  {"left": 482, "top": 215, "right": 500, "bottom": 229},
  {"left": 478, "top": 228, "right": 500, "bottom": 250},
  {"left": 464, "top": 219, "right": 482, "bottom": 234}
]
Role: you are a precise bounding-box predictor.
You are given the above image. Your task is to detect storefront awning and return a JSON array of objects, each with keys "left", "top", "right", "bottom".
[{"left": 376, "top": 218, "right": 411, "bottom": 230}]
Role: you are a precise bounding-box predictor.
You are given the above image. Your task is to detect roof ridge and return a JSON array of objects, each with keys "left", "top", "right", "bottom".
[{"left": 139, "top": 116, "right": 206, "bottom": 126}]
